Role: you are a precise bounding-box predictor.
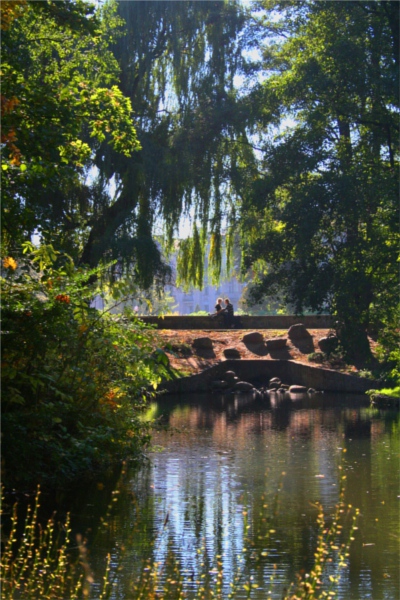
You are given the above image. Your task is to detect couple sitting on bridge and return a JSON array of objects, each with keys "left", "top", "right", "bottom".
[{"left": 210, "top": 297, "right": 235, "bottom": 328}]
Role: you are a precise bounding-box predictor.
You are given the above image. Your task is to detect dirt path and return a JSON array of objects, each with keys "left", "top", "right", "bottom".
[{"left": 156, "top": 329, "right": 374, "bottom": 377}]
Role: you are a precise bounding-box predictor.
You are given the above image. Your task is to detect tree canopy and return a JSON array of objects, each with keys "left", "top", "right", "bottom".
[
  {"left": 1, "top": 1, "right": 140, "bottom": 268},
  {"left": 241, "top": 0, "right": 399, "bottom": 359},
  {"left": 1, "top": 0, "right": 398, "bottom": 360},
  {"left": 90, "top": 0, "right": 259, "bottom": 286},
  {"left": 2, "top": 0, "right": 260, "bottom": 288}
]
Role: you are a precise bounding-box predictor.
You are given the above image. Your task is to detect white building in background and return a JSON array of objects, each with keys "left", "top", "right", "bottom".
[{"left": 164, "top": 244, "right": 247, "bottom": 314}]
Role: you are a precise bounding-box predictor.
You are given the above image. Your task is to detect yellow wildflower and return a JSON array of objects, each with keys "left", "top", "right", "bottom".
[{"left": 3, "top": 256, "right": 17, "bottom": 270}]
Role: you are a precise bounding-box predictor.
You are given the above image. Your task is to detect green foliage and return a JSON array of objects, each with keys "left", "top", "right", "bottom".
[
  {"left": 176, "top": 226, "right": 205, "bottom": 290},
  {"left": 242, "top": 0, "right": 399, "bottom": 361},
  {"left": 307, "top": 352, "right": 325, "bottom": 364},
  {"left": 373, "top": 312, "right": 400, "bottom": 386},
  {"left": 240, "top": 279, "right": 289, "bottom": 315},
  {"left": 368, "top": 387, "right": 400, "bottom": 399},
  {"left": 96, "top": 0, "right": 258, "bottom": 281},
  {"left": 1, "top": 0, "right": 258, "bottom": 287},
  {"left": 2, "top": 0, "right": 398, "bottom": 368},
  {"left": 104, "top": 287, "right": 178, "bottom": 317},
  {"left": 358, "top": 369, "right": 374, "bottom": 380},
  {"left": 1, "top": 0, "right": 140, "bottom": 262},
  {"left": 1, "top": 247, "right": 171, "bottom": 490}
]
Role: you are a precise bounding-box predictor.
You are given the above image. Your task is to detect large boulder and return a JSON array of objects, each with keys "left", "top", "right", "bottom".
[
  {"left": 224, "top": 370, "right": 237, "bottom": 382},
  {"left": 223, "top": 348, "right": 241, "bottom": 359},
  {"left": 192, "top": 337, "right": 213, "bottom": 349},
  {"left": 242, "top": 331, "right": 264, "bottom": 344},
  {"left": 233, "top": 381, "right": 254, "bottom": 392},
  {"left": 318, "top": 335, "right": 339, "bottom": 354},
  {"left": 266, "top": 337, "right": 287, "bottom": 350},
  {"left": 287, "top": 323, "right": 310, "bottom": 340}
]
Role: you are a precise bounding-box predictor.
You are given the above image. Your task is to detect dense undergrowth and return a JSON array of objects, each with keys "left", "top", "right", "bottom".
[{"left": 1, "top": 246, "right": 172, "bottom": 491}]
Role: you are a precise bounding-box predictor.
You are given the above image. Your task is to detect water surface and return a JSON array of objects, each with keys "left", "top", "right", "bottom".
[{"left": 86, "top": 392, "right": 399, "bottom": 599}]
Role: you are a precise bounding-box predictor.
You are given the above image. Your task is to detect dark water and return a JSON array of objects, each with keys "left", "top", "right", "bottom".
[{"left": 81, "top": 392, "right": 399, "bottom": 599}]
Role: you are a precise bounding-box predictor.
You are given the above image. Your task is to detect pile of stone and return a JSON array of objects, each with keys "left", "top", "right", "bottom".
[
  {"left": 241, "top": 330, "right": 288, "bottom": 353},
  {"left": 211, "top": 371, "right": 316, "bottom": 398},
  {"left": 195, "top": 324, "right": 325, "bottom": 397},
  {"left": 258, "top": 377, "right": 316, "bottom": 396},
  {"left": 192, "top": 323, "right": 335, "bottom": 359}
]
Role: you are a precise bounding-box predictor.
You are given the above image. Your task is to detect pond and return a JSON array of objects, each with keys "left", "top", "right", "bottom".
[{"left": 79, "top": 392, "right": 399, "bottom": 599}]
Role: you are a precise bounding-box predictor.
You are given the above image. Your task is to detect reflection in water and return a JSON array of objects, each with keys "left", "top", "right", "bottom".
[{"left": 88, "top": 393, "right": 399, "bottom": 599}]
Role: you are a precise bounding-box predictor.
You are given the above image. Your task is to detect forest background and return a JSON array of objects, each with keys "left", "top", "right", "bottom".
[{"left": 1, "top": 0, "right": 399, "bottom": 491}]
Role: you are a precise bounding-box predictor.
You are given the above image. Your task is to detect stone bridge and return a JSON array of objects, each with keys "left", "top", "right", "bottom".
[{"left": 162, "top": 359, "right": 377, "bottom": 395}]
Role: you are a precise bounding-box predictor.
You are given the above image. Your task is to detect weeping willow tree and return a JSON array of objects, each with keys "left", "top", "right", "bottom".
[
  {"left": 2, "top": 0, "right": 260, "bottom": 289},
  {"left": 89, "top": 0, "right": 260, "bottom": 288}
]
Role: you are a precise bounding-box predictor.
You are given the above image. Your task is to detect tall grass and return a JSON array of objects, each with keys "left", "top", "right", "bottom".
[
  {"left": 1, "top": 479, "right": 359, "bottom": 600},
  {"left": 1, "top": 488, "right": 92, "bottom": 599}
]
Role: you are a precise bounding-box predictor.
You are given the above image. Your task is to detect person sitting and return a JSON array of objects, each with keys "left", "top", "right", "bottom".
[
  {"left": 210, "top": 297, "right": 223, "bottom": 318},
  {"left": 221, "top": 297, "right": 234, "bottom": 328}
]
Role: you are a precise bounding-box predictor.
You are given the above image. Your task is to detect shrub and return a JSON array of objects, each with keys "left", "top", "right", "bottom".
[
  {"left": 375, "top": 335, "right": 400, "bottom": 387},
  {"left": 307, "top": 351, "right": 325, "bottom": 364},
  {"left": 1, "top": 247, "right": 171, "bottom": 490},
  {"left": 358, "top": 369, "right": 374, "bottom": 379}
]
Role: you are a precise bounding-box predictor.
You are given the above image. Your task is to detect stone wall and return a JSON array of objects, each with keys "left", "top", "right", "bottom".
[
  {"left": 162, "top": 360, "right": 377, "bottom": 394},
  {"left": 140, "top": 315, "right": 333, "bottom": 330}
]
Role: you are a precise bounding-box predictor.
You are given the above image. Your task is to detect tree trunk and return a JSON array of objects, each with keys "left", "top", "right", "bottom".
[{"left": 339, "top": 321, "right": 373, "bottom": 364}]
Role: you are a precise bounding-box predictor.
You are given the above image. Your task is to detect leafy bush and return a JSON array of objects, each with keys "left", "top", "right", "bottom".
[
  {"left": 358, "top": 369, "right": 374, "bottom": 379},
  {"left": 366, "top": 387, "right": 400, "bottom": 399},
  {"left": 1, "top": 246, "right": 171, "bottom": 490},
  {"left": 307, "top": 351, "right": 326, "bottom": 364},
  {"left": 375, "top": 330, "right": 400, "bottom": 388}
]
